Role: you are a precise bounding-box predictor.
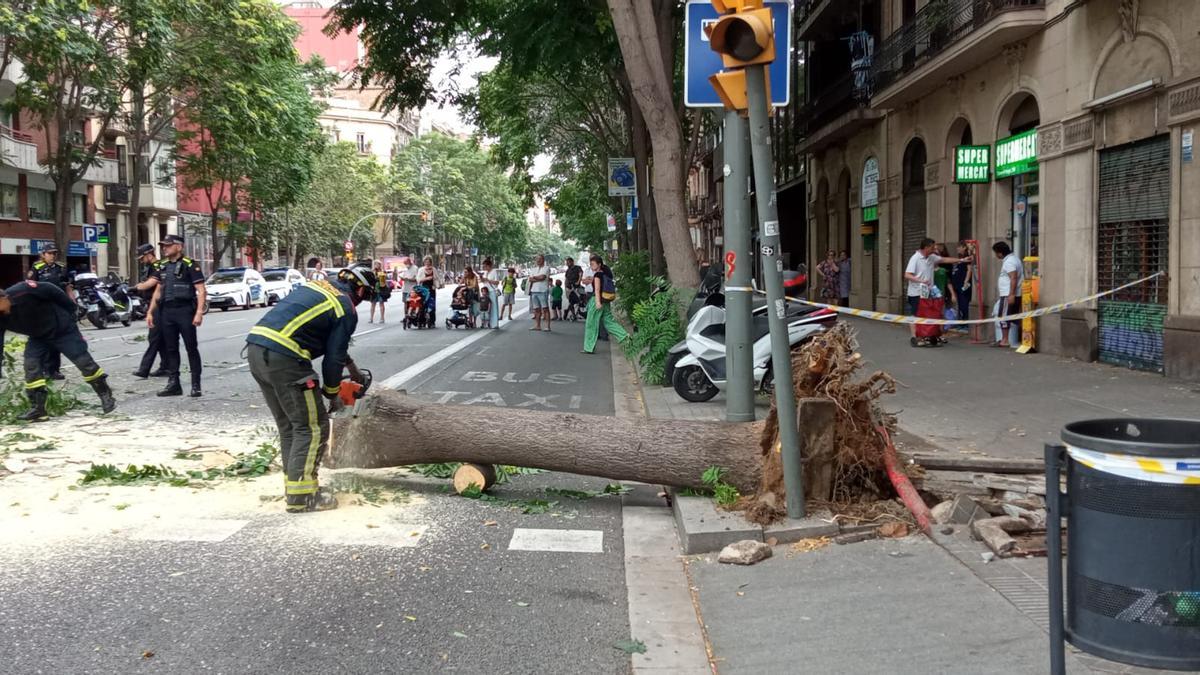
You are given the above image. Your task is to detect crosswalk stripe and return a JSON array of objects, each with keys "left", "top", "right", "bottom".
[
  {"left": 129, "top": 518, "right": 250, "bottom": 543},
  {"left": 508, "top": 528, "right": 604, "bottom": 553}
]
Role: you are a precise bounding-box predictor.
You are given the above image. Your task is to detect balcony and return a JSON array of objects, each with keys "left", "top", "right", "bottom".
[
  {"left": 138, "top": 183, "right": 177, "bottom": 213},
  {"left": 797, "top": 0, "right": 848, "bottom": 40},
  {"left": 871, "top": 0, "right": 1045, "bottom": 109},
  {"left": 798, "top": 72, "right": 884, "bottom": 154},
  {"left": 82, "top": 151, "right": 120, "bottom": 184},
  {"left": 0, "top": 125, "right": 41, "bottom": 173}
]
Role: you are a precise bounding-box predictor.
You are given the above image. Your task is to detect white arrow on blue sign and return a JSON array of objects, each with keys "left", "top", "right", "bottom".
[{"left": 683, "top": 0, "right": 793, "bottom": 108}]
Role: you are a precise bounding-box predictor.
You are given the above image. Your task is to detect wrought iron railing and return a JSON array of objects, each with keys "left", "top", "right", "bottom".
[{"left": 871, "top": 0, "right": 1043, "bottom": 93}]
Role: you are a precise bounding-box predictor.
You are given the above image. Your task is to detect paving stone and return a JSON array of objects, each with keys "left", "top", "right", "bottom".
[{"left": 671, "top": 494, "right": 762, "bottom": 555}]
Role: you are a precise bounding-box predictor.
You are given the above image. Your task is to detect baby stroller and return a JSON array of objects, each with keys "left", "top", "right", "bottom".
[
  {"left": 402, "top": 285, "right": 436, "bottom": 330},
  {"left": 564, "top": 286, "right": 588, "bottom": 322},
  {"left": 446, "top": 284, "right": 473, "bottom": 329}
]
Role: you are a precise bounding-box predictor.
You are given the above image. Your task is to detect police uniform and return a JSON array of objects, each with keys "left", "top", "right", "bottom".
[
  {"left": 151, "top": 254, "right": 205, "bottom": 396},
  {"left": 246, "top": 278, "right": 357, "bottom": 512},
  {"left": 0, "top": 281, "right": 115, "bottom": 420},
  {"left": 27, "top": 257, "right": 71, "bottom": 379},
  {"left": 133, "top": 245, "right": 165, "bottom": 378}
]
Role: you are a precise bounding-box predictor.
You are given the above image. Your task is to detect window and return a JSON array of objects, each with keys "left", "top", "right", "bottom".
[
  {"left": 116, "top": 145, "right": 128, "bottom": 185},
  {"left": 72, "top": 194, "right": 86, "bottom": 224},
  {"left": 356, "top": 132, "right": 368, "bottom": 154},
  {"left": 0, "top": 183, "right": 18, "bottom": 218},
  {"left": 28, "top": 188, "right": 54, "bottom": 221}
]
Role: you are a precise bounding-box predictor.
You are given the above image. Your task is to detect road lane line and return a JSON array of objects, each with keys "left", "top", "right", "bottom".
[
  {"left": 379, "top": 304, "right": 529, "bottom": 391},
  {"left": 508, "top": 528, "right": 604, "bottom": 553}
]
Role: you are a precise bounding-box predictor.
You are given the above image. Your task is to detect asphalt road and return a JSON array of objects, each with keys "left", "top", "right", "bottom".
[{"left": 0, "top": 282, "right": 645, "bottom": 674}]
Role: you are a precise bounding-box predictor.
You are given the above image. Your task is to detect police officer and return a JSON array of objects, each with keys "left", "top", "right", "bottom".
[
  {"left": 147, "top": 234, "right": 206, "bottom": 397},
  {"left": 130, "top": 243, "right": 166, "bottom": 379},
  {"left": 245, "top": 264, "right": 376, "bottom": 513},
  {"left": 0, "top": 280, "right": 116, "bottom": 421},
  {"left": 26, "top": 244, "right": 74, "bottom": 381}
]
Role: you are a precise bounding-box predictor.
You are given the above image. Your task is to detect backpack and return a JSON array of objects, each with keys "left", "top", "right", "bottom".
[{"left": 600, "top": 272, "right": 617, "bottom": 301}]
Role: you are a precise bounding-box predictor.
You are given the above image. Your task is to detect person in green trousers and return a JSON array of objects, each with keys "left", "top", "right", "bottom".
[{"left": 582, "top": 254, "right": 628, "bottom": 353}]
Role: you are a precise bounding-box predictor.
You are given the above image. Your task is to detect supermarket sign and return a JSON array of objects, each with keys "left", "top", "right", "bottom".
[
  {"left": 954, "top": 145, "right": 991, "bottom": 183},
  {"left": 995, "top": 129, "right": 1038, "bottom": 178}
]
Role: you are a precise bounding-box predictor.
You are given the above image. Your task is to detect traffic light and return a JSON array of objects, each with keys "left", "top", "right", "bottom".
[
  {"left": 420, "top": 210, "right": 429, "bottom": 222},
  {"left": 708, "top": 70, "right": 771, "bottom": 112},
  {"left": 706, "top": 0, "right": 776, "bottom": 68}
]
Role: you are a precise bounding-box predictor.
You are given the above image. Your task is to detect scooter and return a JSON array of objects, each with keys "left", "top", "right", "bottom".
[
  {"left": 670, "top": 303, "right": 838, "bottom": 402},
  {"left": 74, "top": 272, "right": 132, "bottom": 329},
  {"left": 104, "top": 273, "right": 145, "bottom": 321}
]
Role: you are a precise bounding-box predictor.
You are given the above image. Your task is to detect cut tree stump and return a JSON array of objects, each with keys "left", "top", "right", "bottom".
[
  {"left": 328, "top": 390, "right": 766, "bottom": 492},
  {"left": 453, "top": 463, "right": 497, "bottom": 494}
]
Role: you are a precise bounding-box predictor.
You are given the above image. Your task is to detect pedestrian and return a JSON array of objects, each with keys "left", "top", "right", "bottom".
[
  {"left": 992, "top": 241, "right": 1023, "bottom": 348},
  {"left": 246, "top": 265, "right": 376, "bottom": 513},
  {"left": 582, "top": 254, "right": 628, "bottom": 354},
  {"left": 307, "top": 258, "right": 326, "bottom": 281},
  {"left": 368, "top": 260, "right": 390, "bottom": 323},
  {"left": 480, "top": 258, "right": 501, "bottom": 329},
  {"left": 478, "top": 287, "right": 493, "bottom": 328},
  {"left": 837, "top": 250, "right": 852, "bottom": 306},
  {"left": 500, "top": 267, "right": 517, "bottom": 320},
  {"left": 529, "top": 254, "right": 552, "bottom": 332},
  {"left": 397, "top": 256, "right": 417, "bottom": 296},
  {"left": 551, "top": 279, "right": 564, "bottom": 320},
  {"left": 0, "top": 281, "right": 116, "bottom": 421},
  {"left": 463, "top": 265, "right": 480, "bottom": 328},
  {"left": 903, "top": 238, "right": 972, "bottom": 340},
  {"left": 26, "top": 244, "right": 73, "bottom": 381},
  {"left": 564, "top": 257, "right": 582, "bottom": 292},
  {"left": 147, "top": 234, "right": 207, "bottom": 398},
  {"left": 130, "top": 243, "right": 167, "bottom": 379},
  {"left": 949, "top": 241, "right": 973, "bottom": 331},
  {"left": 816, "top": 250, "right": 840, "bottom": 304}
]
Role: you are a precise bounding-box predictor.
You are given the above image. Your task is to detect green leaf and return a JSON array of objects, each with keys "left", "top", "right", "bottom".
[{"left": 613, "top": 639, "right": 647, "bottom": 655}]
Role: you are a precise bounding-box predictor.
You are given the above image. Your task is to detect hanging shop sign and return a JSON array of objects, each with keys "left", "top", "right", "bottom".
[
  {"left": 995, "top": 129, "right": 1038, "bottom": 178},
  {"left": 861, "top": 157, "right": 879, "bottom": 209},
  {"left": 954, "top": 145, "right": 991, "bottom": 183},
  {"left": 862, "top": 205, "right": 878, "bottom": 222}
]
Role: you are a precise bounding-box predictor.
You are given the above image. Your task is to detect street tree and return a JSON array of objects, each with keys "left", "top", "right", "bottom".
[{"left": 3, "top": 0, "right": 129, "bottom": 253}]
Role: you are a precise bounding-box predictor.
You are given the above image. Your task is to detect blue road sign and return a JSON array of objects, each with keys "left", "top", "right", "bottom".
[
  {"left": 96, "top": 223, "right": 109, "bottom": 243},
  {"left": 683, "top": 0, "right": 792, "bottom": 108},
  {"left": 83, "top": 225, "right": 98, "bottom": 243}
]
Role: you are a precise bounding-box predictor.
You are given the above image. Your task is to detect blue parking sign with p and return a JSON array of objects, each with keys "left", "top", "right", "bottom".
[{"left": 683, "top": 0, "right": 792, "bottom": 108}]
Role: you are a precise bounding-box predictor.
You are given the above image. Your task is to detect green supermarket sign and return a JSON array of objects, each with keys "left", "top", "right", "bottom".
[
  {"left": 954, "top": 145, "right": 990, "bottom": 183},
  {"left": 995, "top": 129, "right": 1038, "bottom": 178}
]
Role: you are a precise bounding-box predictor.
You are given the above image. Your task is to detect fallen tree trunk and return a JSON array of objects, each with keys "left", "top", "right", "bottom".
[{"left": 329, "top": 390, "right": 765, "bottom": 492}]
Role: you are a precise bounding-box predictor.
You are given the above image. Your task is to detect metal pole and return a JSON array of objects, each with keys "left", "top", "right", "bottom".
[
  {"left": 723, "top": 110, "right": 754, "bottom": 423},
  {"left": 1045, "top": 443, "right": 1067, "bottom": 675},
  {"left": 745, "top": 64, "right": 804, "bottom": 518}
]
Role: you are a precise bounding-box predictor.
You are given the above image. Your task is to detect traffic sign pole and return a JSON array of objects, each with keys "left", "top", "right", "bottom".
[
  {"left": 745, "top": 63, "right": 804, "bottom": 519},
  {"left": 723, "top": 110, "right": 754, "bottom": 423}
]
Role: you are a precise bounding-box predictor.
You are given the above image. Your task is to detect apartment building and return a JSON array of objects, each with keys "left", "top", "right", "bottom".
[{"left": 798, "top": 0, "right": 1200, "bottom": 379}]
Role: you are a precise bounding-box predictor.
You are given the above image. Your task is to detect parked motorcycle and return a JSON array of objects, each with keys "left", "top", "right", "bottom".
[
  {"left": 74, "top": 272, "right": 132, "bottom": 329},
  {"left": 103, "top": 273, "right": 145, "bottom": 321}
]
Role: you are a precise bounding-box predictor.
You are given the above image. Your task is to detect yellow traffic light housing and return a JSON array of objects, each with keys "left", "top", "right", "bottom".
[
  {"left": 708, "top": 69, "right": 772, "bottom": 113},
  {"left": 420, "top": 210, "right": 429, "bottom": 222},
  {"left": 706, "top": 6, "right": 775, "bottom": 68}
]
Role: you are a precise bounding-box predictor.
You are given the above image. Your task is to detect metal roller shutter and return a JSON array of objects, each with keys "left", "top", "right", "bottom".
[{"left": 1097, "top": 135, "right": 1170, "bottom": 373}]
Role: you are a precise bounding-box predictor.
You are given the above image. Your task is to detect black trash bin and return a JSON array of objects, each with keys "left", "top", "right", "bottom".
[{"left": 1046, "top": 418, "right": 1200, "bottom": 673}]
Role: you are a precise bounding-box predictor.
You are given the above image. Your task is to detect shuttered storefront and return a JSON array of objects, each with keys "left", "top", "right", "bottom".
[{"left": 1097, "top": 135, "right": 1170, "bottom": 372}]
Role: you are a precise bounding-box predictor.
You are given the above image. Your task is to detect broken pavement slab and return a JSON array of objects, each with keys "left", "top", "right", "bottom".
[{"left": 671, "top": 493, "right": 846, "bottom": 554}]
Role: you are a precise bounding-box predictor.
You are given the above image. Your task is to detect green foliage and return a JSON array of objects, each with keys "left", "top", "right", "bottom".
[
  {"left": 613, "top": 639, "right": 648, "bottom": 655},
  {"left": 611, "top": 253, "right": 653, "bottom": 319},
  {"left": 410, "top": 463, "right": 460, "bottom": 479},
  {"left": 79, "top": 464, "right": 190, "bottom": 487},
  {"left": 702, "top": 466, "right": 740, "bottom": 508},
  {"left": 1, "top": 338, "right": 87, "bottom": 424},
  {"left": 186, "top": 443, "right": 278, "bottom": 480},
  {"left": 623, "top": 281, "right": 684, "bottom": 385}
]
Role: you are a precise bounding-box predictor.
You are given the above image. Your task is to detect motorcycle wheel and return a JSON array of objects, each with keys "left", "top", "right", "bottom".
[
  {"left": 88, "top": 312, "right": 107, "bottom": 330},
  {"left": 672, "top": 365, "right": 718, "bottom": 403},
  {"left": 121, "top": 318, "right": 131, "bottom": 327}
]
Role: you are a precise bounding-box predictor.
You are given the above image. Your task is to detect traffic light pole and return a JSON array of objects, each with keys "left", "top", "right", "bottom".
[
  {"left": 744, "top": 63, "right": 804, "bottom": 519},
  {"left": 723, "top": 110, "right": 755, "bottom": 423}
]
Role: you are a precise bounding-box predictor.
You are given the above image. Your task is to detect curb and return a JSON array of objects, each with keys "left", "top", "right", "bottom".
[{"left": 670, "top": 492, "right": 840, "bottom": 554}]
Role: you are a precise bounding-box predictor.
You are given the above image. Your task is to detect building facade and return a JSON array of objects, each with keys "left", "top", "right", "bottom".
[{"left": 801, "top": 0, "right": 1200, "bottom": 379}]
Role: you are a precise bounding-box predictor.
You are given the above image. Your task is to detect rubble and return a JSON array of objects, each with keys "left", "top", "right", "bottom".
[{"left": 718, "top": 540, "right": 773, "bottom": 565}]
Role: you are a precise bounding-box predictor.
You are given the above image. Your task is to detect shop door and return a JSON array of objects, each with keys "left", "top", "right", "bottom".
[
  {"left": 1097, "top": 135, "right": 1170, "bottom": 373},
  {"left": 902, "top": 140, "right": 927, "bottom": 269}
]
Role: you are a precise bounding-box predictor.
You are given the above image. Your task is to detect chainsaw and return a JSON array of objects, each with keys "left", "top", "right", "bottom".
[{"left": 337, "top": 365, "right": 372, "bottom": 417}]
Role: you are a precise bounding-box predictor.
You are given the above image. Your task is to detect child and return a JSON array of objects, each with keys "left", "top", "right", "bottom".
[
  {"left": 551, "top": 279, "right": 564, "bottom": 320},
  {"left": 478, "top": 287, "right": 493, "bottom": 328},
  {"left": 500, "top": 268, "right": 517, "bottom": 320}
]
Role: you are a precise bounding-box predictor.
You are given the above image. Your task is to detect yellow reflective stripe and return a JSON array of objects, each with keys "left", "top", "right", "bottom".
[
  {"left": 1185, "top": 477, "right": 1200, "bottom": 485},
  {"left": 281, "top": 300, "right": 334, "bottom": 338},
  {"left": 25, "top": 379, "right": 47, "bottom": 389},
  {"left": 1137, "top": 459, "right": 1165, "bottom": 473},
  {"left": 83, "top": 369, "right": 105, "bottom": 382},
  {"left": 307, "top": 283, "right": 345, "bottom": 318},
  {"left": 302, "top": 387, "right": 320, "bottom": 483},
  {"left": 323, "top": 384, "right": 340, "bottom": 395},
  {"left": 285, "top": 479, "right": 318, "bottom": 495},
  {"left": 248, "top": 326, "right": 312, "bottom": 359}
]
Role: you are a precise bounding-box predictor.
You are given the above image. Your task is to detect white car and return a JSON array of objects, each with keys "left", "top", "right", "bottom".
[
  {"left": 206, "top": 267, "right": 268, "bottom": 311},
  {"left": 261, "top": 267, "right": 306, "bottom": 305}
]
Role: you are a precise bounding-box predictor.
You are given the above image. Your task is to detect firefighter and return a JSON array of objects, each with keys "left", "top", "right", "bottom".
[
  {"left": 26, "top": 244, "right": 74, "bottom": 381},
  {"left": 245, "top": 264, "right": 376, "bottom": 513},
  {"left": 147, "top": 234, "right": 206, "bottom": 397},
  {"left": 0, "top": 280, "right": 116, "bottom": 421},
  {"left": 131, "top": 243, "right": 166, "bottom": 378}
]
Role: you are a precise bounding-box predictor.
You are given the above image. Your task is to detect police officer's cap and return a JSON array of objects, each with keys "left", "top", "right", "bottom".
[
  {"left": 136, "top": 243, "right": 155, "bottom": 256},
  {"left": 158, "top": 234, "right": 185, "bottom": 246},
  {"left": 42, "top": 244, "right": 59, "bottom": 253}
]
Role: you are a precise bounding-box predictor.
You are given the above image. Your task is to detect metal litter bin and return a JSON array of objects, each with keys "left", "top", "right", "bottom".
[{"left": 1046, "top": 418, "right": 1200, "bottom": 673}]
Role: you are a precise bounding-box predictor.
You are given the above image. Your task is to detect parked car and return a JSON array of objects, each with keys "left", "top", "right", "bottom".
[
  {"left": 206, "top": 267, "right": 268, "bottom": 311},
  {"left": 261, "top": 267, "right": 306, "bottom": 304}
]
